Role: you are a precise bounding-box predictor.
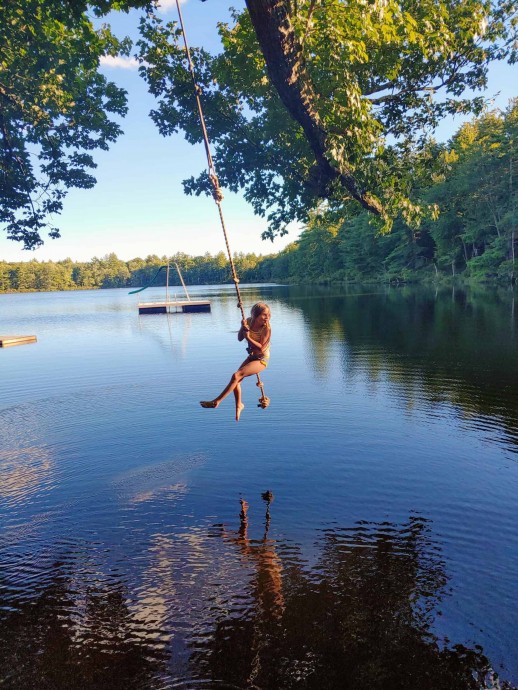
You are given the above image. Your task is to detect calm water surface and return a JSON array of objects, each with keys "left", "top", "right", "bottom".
[{"left": 1, "top": 284, "right": 517, "bottom": 689}]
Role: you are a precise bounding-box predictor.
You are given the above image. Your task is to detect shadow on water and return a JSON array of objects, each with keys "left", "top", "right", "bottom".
[
  {"left": 1, "top": 494, "right": 515, "bottom": 689},
  {"left": 278, "top": 284, "right": 518, "bottom": 451}
]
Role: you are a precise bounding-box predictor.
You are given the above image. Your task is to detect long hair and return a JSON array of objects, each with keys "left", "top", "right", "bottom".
[{"left": 250, "top": 302, "right": 271, "bottom": 333}]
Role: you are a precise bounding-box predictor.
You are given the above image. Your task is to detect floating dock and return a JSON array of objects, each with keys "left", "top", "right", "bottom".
[
  {"left": 138, "top": 300, "right": 211, "bottom": 314},
  {"left": 0, "top": 335, "right": 37, "bottom": 348},
  {"left": 135, "top": 263, "right": 211, "bottom": 315}
]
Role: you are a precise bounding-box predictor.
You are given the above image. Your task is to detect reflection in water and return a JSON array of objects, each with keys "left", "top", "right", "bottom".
[
  {"left": 0, "top": 446, "right": 54, "bottom": 509},
  {"left": 4, "top": 504, "right": 511, "bottom": 688},
  {"left": 188, "top": 493, "right": 286, "bottom": 688},
  {"left": 229, "top": 492, "right": 284, "bottom": 621},
  {"left": 136, "top": 311, "right": 195, "bottom": 359},
  {"left": 1, "top": 287, "right": 517, "bottom": 689},
  {"left": 0, "top": 561, "right": 166, "bottom": 690},
  {"left": 188, "top": 507, "right": 513, "bottom": 690},
  {"left": 281, "top": 285, "right": 518, "bottom": 451}
]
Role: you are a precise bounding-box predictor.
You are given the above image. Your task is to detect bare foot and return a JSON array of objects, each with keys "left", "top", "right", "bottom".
[
  {"left": 200, "top": 400, "right": 219, "bottom": 409},
  {"left": 235, "top": 403, "right": 245, "bottom": 421}
]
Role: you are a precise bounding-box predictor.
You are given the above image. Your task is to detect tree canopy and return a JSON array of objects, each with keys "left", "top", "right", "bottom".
[
  {"left": 1, "top": 98, "right": 516, "bottom": 295},
  {"left": 138, "top": 0, "right": 517, "bottom": 237},
  {"left": 2, "top": 0, "right": 516, "bottom": 249},
  {"left": 1, "top": 97, "right": 516, "bottom": 295},
  {"left": 0, "top": 0, "right": 152, "bottom": 249},
  {"left": 259, "top": 101, "right": 518, "bottom": 284}
]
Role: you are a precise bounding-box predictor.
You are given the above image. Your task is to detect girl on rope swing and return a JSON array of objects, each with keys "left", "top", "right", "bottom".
[{"left": 200, "top": 302, "right": 271, "bottom": 421}]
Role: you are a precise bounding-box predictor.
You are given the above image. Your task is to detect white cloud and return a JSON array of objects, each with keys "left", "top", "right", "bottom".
[
  {"left": 100, "top": 55, "right": 139, "bottom": 70},
  {"left": 156, "top": 0, "right": 187, "bottom": 13}
]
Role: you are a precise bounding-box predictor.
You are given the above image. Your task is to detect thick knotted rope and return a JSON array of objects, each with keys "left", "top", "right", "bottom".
[{"left": 175, "top": 0, "right": 269, "bottom": 409}]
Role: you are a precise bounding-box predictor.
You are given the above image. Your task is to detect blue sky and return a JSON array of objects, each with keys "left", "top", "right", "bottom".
[{"left": 1, "top": 0, "right": 516, "bottom": 264}]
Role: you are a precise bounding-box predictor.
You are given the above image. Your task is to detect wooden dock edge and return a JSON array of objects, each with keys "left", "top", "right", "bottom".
[
  {"left": 138, "top": 300, "right": 211, "bottom": 314},
  {"left": 0, "top": 335, "right": 38, "bottom": 348}
]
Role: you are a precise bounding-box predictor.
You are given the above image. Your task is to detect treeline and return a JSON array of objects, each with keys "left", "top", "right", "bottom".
[
  {"left": 0, "top": 251, "right": 277, "bottom": 293},
  {"left": 272, "top": 101, "right": 518, "bottom": 285},
  {"left": 1, "top": 102, "right": 517, "bottom": 293}
]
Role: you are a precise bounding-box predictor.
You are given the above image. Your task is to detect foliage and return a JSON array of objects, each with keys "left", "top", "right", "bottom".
[
  {"left": 137, "top": 0, "right": 517, "bottom": 238},
  {"left": 0, "top": 0, "right": 152, "bottom": 249},
  {"left": 263, "top": 101, "right": 518, "bottom": 285},
  {"left": 2, "top": 101, "right": 518, "bottom": 291},
  {"left": 2, "top": 0, "right": 515, "bottom": 258},
  {"left": 425, "top": 100, "right": 518, "bottom": 280},
  {"left": 0, "top": 250, "right": 272, "bottom": 293}
]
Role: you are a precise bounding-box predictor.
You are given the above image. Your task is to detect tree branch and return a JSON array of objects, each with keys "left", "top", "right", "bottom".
[{"left": 244, "top": 0, "right": 383, "bottom": 215}]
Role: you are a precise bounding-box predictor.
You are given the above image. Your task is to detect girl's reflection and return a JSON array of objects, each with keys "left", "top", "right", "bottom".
[{"left": 220, "top": 492, "right": 284, "bottom": 622}]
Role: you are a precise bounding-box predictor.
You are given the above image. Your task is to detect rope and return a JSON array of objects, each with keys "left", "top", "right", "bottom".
[{"left": 175, "top": 0, "right": 269, "bottom": 409}]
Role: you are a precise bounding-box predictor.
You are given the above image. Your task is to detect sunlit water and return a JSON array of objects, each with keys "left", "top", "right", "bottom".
[{"left": 1, "top": 284, "right": 517, "bottom": 689}]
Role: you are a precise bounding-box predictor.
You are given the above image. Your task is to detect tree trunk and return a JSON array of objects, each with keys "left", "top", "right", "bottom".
[
  {"left": 511, "top": 228, "right": 516, "bottom": 284},
  {"left": 244, "top": 0, "right": 383, "bottom": 216},
  {"left": 459, "top": 235, "right": 468, "bottom": 264}
]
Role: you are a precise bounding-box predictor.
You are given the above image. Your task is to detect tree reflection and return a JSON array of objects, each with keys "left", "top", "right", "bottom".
[
  {"left": 189, "top": 505, "right": 515, "bottom": 690},
  {"left": 280, "top": 284, "right": 518, "bottom": 446},
  {"left": 0, "top": 508, "right": 515, "bottom": 689},
  {"left": 0, "top": 562, "right": 165, "bottom": 690}
]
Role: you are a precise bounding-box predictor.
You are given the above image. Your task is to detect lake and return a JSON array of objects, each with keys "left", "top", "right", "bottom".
[{"left": 1, "top": 283, "right": 517, "bottom": 689}]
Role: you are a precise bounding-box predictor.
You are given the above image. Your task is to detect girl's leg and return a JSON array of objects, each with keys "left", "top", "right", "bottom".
[
  {"left": 200, "top": 359, "right": 265, "bottom": 410},
  {"left": 234, "top": 383, "right": 244, "bottom": 421}
]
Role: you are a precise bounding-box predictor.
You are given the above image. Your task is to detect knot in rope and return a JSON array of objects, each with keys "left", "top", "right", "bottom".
[
  {"left": 209, "top": 173, "right": 224, "bottom": 202},
  {"left": 212, "top": 188, "right": 224, "bottom": 203}
]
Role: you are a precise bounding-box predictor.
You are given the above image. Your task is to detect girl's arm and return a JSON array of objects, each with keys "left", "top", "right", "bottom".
[
  {"left": 238, "top": 318, "right": 249, "bottom": 342},
  {"left": 246, "top": 326, "right": 271, "bottom": 354}
]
